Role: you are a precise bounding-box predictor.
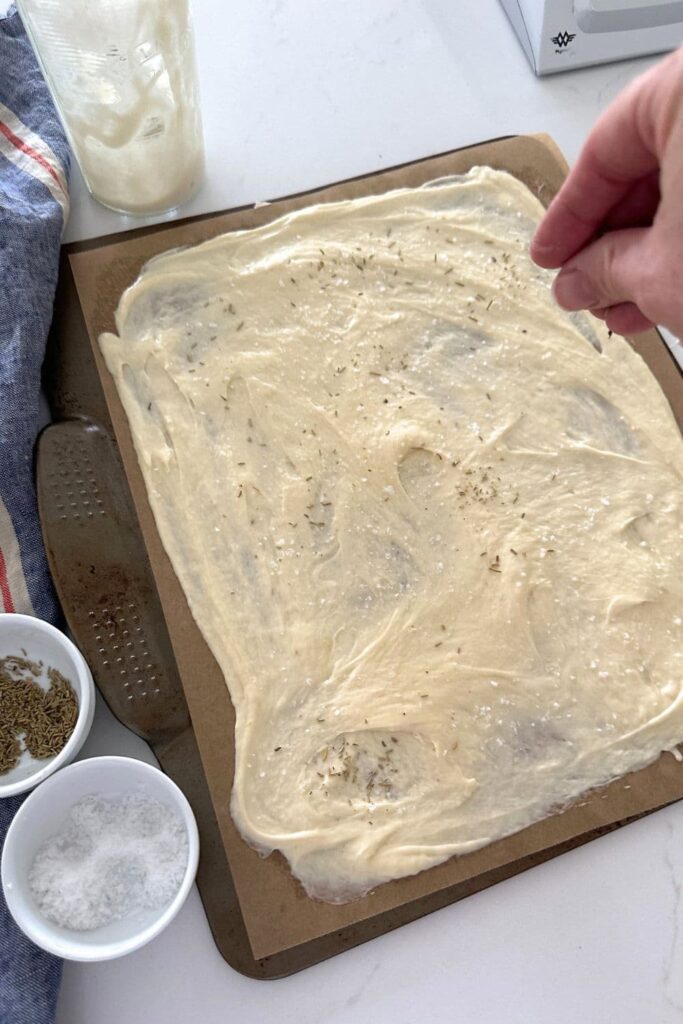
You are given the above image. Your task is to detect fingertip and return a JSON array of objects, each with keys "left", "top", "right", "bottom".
[
  {"left": 529, "top": 234, "right": 563, "bottom": 269},
  {"left": 603, "top": 303, "right": 653, "bottom": 336},
  {"left": 552, "top": 268, "right": 599, "bottom": 312}
]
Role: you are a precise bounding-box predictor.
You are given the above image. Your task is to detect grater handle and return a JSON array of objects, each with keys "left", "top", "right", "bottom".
[{"left": 37, "top": 418, "right": 190, "bottom": 743}]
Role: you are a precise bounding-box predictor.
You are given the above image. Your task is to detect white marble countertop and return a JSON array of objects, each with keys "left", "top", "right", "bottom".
[{"left": 50, "top": 0, "right": 683, "bottom": 1020}]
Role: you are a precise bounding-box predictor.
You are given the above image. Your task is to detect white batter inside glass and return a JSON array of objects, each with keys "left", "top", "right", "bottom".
[{"left": 100, "top": 168, "right": 683, "bottom": 902}]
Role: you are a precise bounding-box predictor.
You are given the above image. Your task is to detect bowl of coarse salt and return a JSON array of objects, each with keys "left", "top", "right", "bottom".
[
  {"left": 1, "top": 755, "right": 199, "bottom": 960},
  {"left": 0, "top": 613, "right": 95, "bottom": 798}
]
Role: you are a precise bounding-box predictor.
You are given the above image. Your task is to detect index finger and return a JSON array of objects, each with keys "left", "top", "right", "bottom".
[{"left": 531, "top": 69, "right": 659, "bottom": 269}]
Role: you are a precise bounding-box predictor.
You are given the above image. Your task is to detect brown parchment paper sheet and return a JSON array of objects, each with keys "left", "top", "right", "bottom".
[{"left": 69, "top": 134, "right": 683, "bottom": 961}]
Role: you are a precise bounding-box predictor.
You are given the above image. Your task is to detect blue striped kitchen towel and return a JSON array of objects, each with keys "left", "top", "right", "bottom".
[{"left": 0, "top": 5, "right": 70, "bottom": 1024}]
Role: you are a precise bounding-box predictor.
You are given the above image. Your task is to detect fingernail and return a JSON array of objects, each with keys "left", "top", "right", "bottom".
[
  {"left": 531, "top": 239, "right": 559, "bottom": 256},
  {"left": 553, "top": 269, "right": 599, "bottom": 311}
]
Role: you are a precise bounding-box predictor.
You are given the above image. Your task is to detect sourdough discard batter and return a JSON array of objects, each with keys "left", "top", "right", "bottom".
[{"left": 100, "top": 168, "right": 683, "bottom": 902}]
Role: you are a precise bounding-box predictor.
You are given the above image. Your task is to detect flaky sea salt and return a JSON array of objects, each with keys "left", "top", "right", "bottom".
[{"left": 28, "top": 791, "right": 188, "bottom": 931}]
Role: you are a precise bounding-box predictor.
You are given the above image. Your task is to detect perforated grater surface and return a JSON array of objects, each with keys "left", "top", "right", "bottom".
[{"left": 38, "top": 418, "right": 188, "bottom": 740}]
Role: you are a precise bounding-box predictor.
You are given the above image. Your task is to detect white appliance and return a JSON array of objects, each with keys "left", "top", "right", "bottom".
[{"left": 498, "top": 0, "right": 683, "bottom": 74}]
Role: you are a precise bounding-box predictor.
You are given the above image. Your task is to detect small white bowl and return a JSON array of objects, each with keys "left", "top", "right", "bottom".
[
  {"left": 0, "top": 613, "right": 95, "bottom": 797},
  {"left": 1, "top": 755, "right": 199, "bottom": 961}
]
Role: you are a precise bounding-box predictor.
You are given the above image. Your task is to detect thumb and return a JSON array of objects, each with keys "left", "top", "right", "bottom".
[{"left": 552, "top": 227, "right": 650, "bottom": 314}]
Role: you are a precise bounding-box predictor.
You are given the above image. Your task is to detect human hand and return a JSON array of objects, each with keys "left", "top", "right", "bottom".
[{"left": 531, "top": 48, "right": 683, "bottom": 338}]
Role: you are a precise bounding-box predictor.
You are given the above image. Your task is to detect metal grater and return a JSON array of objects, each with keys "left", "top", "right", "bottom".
[{"left": 37, "top": 418, "right": 188, "bottom": 742}]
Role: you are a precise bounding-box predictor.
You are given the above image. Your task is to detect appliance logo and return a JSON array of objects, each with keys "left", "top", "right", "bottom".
[{"left": 551, "top": 30, "right": 577, "bottom": 52}]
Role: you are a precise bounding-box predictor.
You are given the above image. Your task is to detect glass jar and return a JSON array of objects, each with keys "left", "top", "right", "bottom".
[{"left": 17, "top": 0, "right": 205, "bottom": 216}]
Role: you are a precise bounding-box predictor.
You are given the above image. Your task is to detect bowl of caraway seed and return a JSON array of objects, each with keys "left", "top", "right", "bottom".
[{"left": 0, "top": 614, "right": 95, "bottom": 797}]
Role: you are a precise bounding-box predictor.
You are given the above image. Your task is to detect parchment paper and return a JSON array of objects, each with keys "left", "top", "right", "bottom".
[{"left": 69, "top": 134, "right": 683, "bottom": 961}]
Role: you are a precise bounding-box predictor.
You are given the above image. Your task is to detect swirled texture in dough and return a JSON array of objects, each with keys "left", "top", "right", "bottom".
[{"left": 100, "top": 168, "right": 683, "bottom": 902}]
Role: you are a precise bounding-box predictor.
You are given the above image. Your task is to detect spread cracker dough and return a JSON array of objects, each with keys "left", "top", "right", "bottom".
[{"left": 100, "top": 168, "right": 683, "bottom": 901}]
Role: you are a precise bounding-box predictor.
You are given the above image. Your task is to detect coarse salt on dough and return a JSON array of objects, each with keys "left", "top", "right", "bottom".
[{"left": 100, "top": 167, "right": 683, "bottom": 902}]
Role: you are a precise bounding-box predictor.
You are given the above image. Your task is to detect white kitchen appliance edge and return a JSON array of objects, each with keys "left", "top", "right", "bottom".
[{"left": 498, "top": 0, "right": 683, "bottom": 73}]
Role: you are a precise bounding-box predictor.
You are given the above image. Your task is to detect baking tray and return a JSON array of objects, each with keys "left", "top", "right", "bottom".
[{"left": 39, "top": 134, "right": 683, "bottom": 978}]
